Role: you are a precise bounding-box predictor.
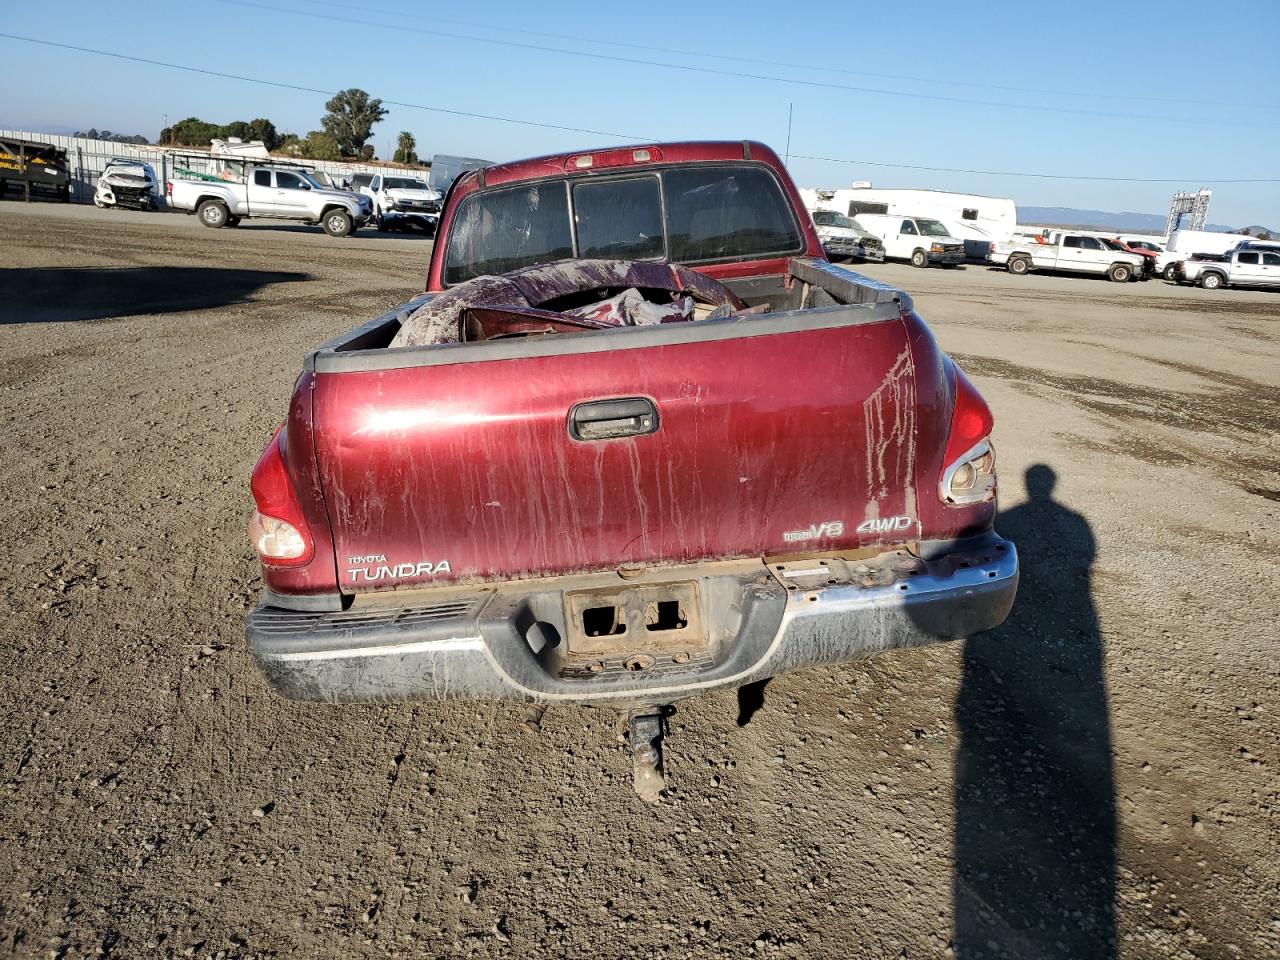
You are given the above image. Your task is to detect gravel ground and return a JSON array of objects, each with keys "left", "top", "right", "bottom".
[{"left": 1, "top": 202, "right": 1277, "bottom": 960}]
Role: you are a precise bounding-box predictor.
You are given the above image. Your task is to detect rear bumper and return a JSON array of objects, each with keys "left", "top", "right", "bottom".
[{"left": 246, "top": 536, "right": 1017, "bottom": 708}]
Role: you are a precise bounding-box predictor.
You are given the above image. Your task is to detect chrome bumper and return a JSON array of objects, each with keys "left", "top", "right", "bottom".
[{"left": 247, "top": 536, "right": 1018, "bottom": 708}]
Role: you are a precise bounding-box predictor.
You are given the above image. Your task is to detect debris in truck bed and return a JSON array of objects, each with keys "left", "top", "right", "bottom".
[{"left": 390, "top": 258, "right": 746, "bottom": 347}]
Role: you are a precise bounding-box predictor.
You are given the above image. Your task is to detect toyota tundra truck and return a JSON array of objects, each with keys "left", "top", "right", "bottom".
[{"left": 244, "top": 141, "right": 1018, "bottom": 799}]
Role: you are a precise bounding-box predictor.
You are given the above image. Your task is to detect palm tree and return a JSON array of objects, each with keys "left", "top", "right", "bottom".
[{"left": 393, "top": 130, "right": 418, "bottom": 165}]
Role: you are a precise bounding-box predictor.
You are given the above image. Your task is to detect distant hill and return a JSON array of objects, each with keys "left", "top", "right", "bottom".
[{"left": 1016, "top": 206, "right": 1250, "bottom": 234}]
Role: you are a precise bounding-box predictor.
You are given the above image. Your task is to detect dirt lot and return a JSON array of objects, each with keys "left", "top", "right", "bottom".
[{"left": 1, "top": 203, "right": 1277, "bottom": 960}]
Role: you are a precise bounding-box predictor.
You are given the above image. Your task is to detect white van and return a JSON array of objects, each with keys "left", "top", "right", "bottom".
[{"left": 852, "top": 214, "right": 967, "bottom": 267}]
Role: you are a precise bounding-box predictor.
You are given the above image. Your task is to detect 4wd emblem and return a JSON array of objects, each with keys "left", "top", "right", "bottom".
[
  {"left": 856, "top": 516, "right": 915, "bottom": 535},
  {"left": 783, "top": 520, "right": 845, "bottom": 543}
]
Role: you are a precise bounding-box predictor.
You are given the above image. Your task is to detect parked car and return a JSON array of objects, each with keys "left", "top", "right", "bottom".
[
  {"left": 990, "top": 232, "right": 1144, "bottom": 282},
  {"left": 167, "top": 164, "right": 372, "bottom": 236},
  {"left": 1105, "top": 238, "right": 1156, "bottom": 277},
  {"left": 1121, "top": 239, "right": 1163, "bottom": 255},
  {"left": 851, "top": 214, "right": 966, "bottom": 267},
  {"left": 360, "top": 174, "right": 443, "bottom": 233},
  {"left": 93, "top": 158, "right": 159, "bottom": 210},
  {"left": 1175, "top": 248, "right": 1280, "bottom": 289},
  {"left": 241, "top": 140, "right": 1018, "bottom": 801},
  {"left": 809, "top": 209, "right": 885, "bottom": 262}
]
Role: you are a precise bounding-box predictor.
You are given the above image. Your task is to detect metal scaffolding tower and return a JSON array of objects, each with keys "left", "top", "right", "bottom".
[{"left": 1166, "top": 188, "right": 1212, "bottom": 235}]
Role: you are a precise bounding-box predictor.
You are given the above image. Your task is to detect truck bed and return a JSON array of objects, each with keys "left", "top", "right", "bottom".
[{"left": 267, "top": 259, "right": 985, "bottom": 605}]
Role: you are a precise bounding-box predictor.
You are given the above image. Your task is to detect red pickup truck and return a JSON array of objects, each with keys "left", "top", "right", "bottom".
[{"left": 245, "top": 141, "right": 1017, "bottom": 799}]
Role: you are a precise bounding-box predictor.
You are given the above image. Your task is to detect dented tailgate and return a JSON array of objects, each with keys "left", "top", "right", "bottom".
[{"left": 311, "top": 309, "right": 920, "bottom": 594}]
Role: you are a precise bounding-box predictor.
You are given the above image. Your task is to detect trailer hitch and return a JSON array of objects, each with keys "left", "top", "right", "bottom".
[{"left": 628, "top": 709, "right": 671, "bottom": 804}]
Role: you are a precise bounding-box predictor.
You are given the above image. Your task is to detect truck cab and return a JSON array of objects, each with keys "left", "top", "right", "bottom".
[{"left": 852, "top": 214, "right": 966, "bottom": 267}]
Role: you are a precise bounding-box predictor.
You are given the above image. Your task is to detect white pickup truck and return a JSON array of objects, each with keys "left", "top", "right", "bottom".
[
  {"left": 809, "top": 209, "right": 885, "bottom": 262},
  {"left": 167, "top": 164, "right": 372, "bottom": 237},
  {"left": 1176, "top": 246, "right": 1280, "bottom": 289},
  {"left": 990, "top": 232, "right": 1144, "bottom": 282},
  {"left": 359, "top": 173, "right": 443, "bottom": 233}
]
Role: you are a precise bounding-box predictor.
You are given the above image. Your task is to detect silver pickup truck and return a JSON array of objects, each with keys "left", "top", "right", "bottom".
[
  {"left": 167, "top": 164, "right": 372, "bottom": 237},
  {"left": 1176, "top": 245, "right": 1280, "bottom": 289}
]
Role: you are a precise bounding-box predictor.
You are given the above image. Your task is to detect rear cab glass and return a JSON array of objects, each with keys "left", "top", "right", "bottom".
[{"left": 442, "top": 163, "right": 803, "bottom": 285}]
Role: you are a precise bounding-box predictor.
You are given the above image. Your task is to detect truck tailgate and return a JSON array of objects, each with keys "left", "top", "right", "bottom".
[{"left": 312, "top": 309, "right": 920, "bottom": 592}]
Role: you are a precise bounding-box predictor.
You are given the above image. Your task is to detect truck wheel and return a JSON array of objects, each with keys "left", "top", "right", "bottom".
[
  {"left": 375, "top": 210, "right": 388, "bottom": 233},
  {"left": 323, "top": 209, "right": 353, "bottom": 238},
  {"left": 1108, "top": 263, "right": 1132, "bottom": 283},
  {"left": 198, "top": 200, "right": 229, "bottom": 228},
  {"left": 1163, "top": 263, "right": 1179, "bottom": 282},
  {"left": 910, "top": 249, "right": 928, "bottom": 268},
  {"left": 1007, "top": 256, "right": 1031, "bottom": 276},
  {"left": 226, "top": 215, "right": 242, "bottom": 227},
  {"left": 1200, "top": 272, "right": 1224, "bottom": 290}
]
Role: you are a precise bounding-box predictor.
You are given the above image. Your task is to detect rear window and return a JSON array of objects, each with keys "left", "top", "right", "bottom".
[
  {"left": 662, "top": 166, "right": 801, "bottom": 262},
  {"left": 573, "top": 177, "right": 664, "bottom": 260},
  {"left": 442, "top": 163, "right": 802, "bottom": 284},
  {"left": 443, "top": 182, "right": 573, "bottom": 284}
]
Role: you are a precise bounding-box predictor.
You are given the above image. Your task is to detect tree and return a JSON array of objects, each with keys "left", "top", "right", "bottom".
[
  {"left": 298, "top": 130, "right": 342, "bottom": 161},
  {"left": 159, "top": 116, "right": 221, "bottom": 146},
  {"left": 393, "top": 130, "right": 418, "bottom": 165},
  {"left": 74, "top": 128, "right": 149, "bottom": 144},
  {"left": 321, "top": 88, "right": 387, "bottom": 157},
  {"left": 156, "top": 116, "right": 281, "bottom": 149},
  {"left": 246, "top": 118, "right": 281, "bottom": 151}
]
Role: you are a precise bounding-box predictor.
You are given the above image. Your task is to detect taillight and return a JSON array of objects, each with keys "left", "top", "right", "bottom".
[
  {"left": 165, "top": 180, "right": 172, "bottom": 196},
  {"left": 940, "top": 365, "right": 997, "bottom": 506},
  {"left": 249, "top": 427, "right": 314, "bottom": 565}
]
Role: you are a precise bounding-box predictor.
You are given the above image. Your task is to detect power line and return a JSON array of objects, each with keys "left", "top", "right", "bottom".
[
  {"left": 2, "top": 32, "right": 1276, "bottom": 185},
  {"left": 791, "top": 154, "right": 1280, "bottom": 184},
  {"left": 0, "top": 33, "right": 643, "bottom": 141},
  {"left": 222, "top": 0, "right": 1280, "bottom": 130},
  {"left": 297, "top": 0, "right": 1274, "bottom": 112}
]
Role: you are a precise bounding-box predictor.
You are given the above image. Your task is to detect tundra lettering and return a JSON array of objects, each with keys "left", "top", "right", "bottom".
[{"left": 347, "top": 561, "right": 452, "bottom": 582}]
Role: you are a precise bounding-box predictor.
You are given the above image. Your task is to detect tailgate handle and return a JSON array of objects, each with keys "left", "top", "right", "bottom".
[{"left": 569, "top": 397, "right": 659, "bottom": 441}]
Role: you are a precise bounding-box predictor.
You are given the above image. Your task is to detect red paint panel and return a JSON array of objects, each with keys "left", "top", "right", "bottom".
[{"left": 312, "top": 319, "right": 926, "bottom": 594}]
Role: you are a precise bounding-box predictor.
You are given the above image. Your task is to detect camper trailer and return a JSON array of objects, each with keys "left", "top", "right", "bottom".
[{"left": 800, "top": 185, "right": 1016, "bottom": 260}]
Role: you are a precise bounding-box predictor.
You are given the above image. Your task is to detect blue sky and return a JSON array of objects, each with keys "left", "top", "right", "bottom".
[{"left": 3, "top": 0, "right": 1278, "bottom": 226}]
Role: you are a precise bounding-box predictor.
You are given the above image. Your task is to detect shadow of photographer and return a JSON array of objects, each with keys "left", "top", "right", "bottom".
[{"left": 953, "top": 464, "right": 1116, "bottom": 958}]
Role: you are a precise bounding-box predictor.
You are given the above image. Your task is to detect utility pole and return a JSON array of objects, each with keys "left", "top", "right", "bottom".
[{"left": 784, "top": 103, "right": 793, "bottom": 167}]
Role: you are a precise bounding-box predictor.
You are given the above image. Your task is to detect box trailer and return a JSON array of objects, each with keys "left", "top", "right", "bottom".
[{"left": 0, "top": 136, "right": 70, "bottom": 201}]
